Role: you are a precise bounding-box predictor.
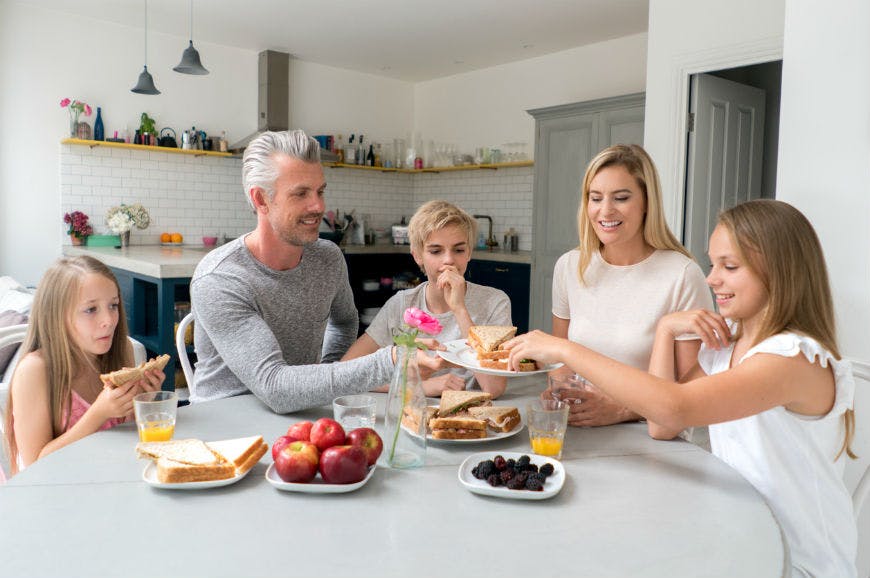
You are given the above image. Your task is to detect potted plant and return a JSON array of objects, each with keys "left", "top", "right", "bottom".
[
  {"left": 139, "top": 112, "right": 157, "bottom": 145},
  {"left": 64, "top": 211, "right": 93, "bottom": 245}
]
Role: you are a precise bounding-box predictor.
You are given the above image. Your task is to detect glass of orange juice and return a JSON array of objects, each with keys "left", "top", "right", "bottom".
[
  {"left": 133, "top": 391, "right": 178, "bottom": 442},
  {"left": 527, "top": 399, "right": 569, "bottom": 460}
]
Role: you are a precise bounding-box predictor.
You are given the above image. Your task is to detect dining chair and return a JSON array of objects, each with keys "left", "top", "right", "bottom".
[
  {"left": 0, "top": 323, "right": 28, "bottom": 477},
  {"left": 175, "top": 312, "right": 195, "bottom": 388}
]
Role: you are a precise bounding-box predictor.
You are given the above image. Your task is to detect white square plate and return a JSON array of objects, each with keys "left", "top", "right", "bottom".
[
  {"left": 142, "top": 462, "right": 251, "bottom": 490},
  {"left": 265, "top": 463, "right": 376, "bottom": 493},
  {"left": 458, "top": 451, "right": 565, "bottom": 500}
]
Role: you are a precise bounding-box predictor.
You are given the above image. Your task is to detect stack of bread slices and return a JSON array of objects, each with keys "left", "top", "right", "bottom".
[
  {"left": 136, "top": 435, "right": 267, "bottom": 483},
  {"left": 467, "top": 326, "right": 536, "bottom": 371},
  {"left": 403, "top": 390, "right": 521, "bottom": 440}
]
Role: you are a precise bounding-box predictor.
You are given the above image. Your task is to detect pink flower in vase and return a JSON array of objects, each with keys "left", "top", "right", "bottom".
[{"left": 402, "top": 307, "right": 442, "bottom": 336}]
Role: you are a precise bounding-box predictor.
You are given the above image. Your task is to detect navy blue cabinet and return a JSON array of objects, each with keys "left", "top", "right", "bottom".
[{"left": 465, "top": 259, "right": 530, "bottom": 334}]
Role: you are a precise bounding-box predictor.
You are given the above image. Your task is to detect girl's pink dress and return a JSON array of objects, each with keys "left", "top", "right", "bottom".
[{"left": 66, "top": 389, "right": 127, "bottom": 432}]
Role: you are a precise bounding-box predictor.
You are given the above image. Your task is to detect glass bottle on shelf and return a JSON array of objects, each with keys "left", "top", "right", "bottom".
[
  {"left": 357, "top": 135, "right": 365, "bottom": 165},
  {"left": 335, "top": 134, "right": 344, "bottom": 163},
  {"left": 93, "top": 107, "right": 104, "bottom": 141}
]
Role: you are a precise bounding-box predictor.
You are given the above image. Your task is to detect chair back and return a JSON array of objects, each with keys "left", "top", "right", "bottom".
[
  {"left": 175, "top": 313, "right": 195, "bottom": 387},
  {"left": 848, "top": 361, "right": 870, "bottom": 578},
  {"left": 0, "top": 323, "right": 27, "bottom": 480}
]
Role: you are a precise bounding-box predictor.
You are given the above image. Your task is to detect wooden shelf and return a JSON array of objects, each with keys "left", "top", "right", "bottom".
[
  {"left": 322, "top": 160, "right": 533, "bottom": 173},
  {"left": 62, "top": 138, "right": 234, "bottom": 158}
]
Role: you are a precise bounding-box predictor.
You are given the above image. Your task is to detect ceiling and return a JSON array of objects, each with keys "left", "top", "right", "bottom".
[{"left": 27, "top": 0, "right": 649, "bottom": 82}]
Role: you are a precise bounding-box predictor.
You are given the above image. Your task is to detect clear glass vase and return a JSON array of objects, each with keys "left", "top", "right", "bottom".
[{"left": 384, "top": 345, "right": 427, "bottom": 468}]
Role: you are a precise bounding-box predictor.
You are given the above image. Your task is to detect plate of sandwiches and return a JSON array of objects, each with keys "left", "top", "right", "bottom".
[
  {"left": 265, "top": 464, "right": 377, "bottom": 494},
  {"left": 137, "top": 435, "right": 268, "bottom": 489},
  {"left": 100, "top": 354, "right": 172, "bottom": 388},
  {"left": 401, "top": 390, "right": 523, "bottom": 442},
  {"left": 438, "top": 326, "right": 563, "bottom": 376}
]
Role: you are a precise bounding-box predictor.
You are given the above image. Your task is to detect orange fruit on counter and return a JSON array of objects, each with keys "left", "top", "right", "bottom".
[
  {"left": 160, "top": 232, "right": 171, "bottom": 243},
  {"left": 171, "top": 233, "right": 183, "bottom": 243}
]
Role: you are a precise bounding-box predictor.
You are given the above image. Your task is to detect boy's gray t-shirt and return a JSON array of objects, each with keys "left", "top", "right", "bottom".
[
  {"left": 365, "top": 281, "right": 511, "bottom": 388},
  {"left": 189, "top": 237, "right": 394, "bottom": 413}
]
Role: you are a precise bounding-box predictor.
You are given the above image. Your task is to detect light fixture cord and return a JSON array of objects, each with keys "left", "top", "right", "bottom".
[
  {"left": 143, "top": 0, "right": 148, "bottom": 65},
  {"left": 189, "top": 0, "right": 194, "bottom": 40}
]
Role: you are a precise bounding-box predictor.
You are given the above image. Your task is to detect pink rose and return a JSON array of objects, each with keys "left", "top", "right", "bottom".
[
  {"left": 403, "top": 307, "right": 442, "bottom": 336},
  {"left": 60, "top": 98, "right": 71, "bottom": 108},
  {"left": 84, "top": 104, "right": 92, "bottom": 116}
]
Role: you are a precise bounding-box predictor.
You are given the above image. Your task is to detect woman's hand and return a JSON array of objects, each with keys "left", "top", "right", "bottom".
[
  {"left": 562, "top": 386, "right": 635, "bottom": 427},
  {"left": 658, "top": 310, "right": 731, "bottom": 350},
  {"left": 421, "top": 373, "right": 467, "bottom": 396},
  {"left": 436, "top": 266, "right": 468, "bottom": 313},
  {"left": 502, "top": 330, "right": 568, "bottom": 370},
  {"left": 90, "top": 381, "right": 138, "bottom": 421}
]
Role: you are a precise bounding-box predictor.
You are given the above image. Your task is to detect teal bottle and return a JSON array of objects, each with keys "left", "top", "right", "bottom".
[{"left": 94, "top": 107, "right": 104, "bottom": 141}]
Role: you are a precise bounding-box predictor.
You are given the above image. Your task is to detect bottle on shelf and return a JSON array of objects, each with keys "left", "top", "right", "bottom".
[
  {"left": 374, "top": 143, "right": 382, "bottom": 167},
  {"left": 367, "top": 144, "right": 375, "bottom": 167},
  {"left": 357, "top": 135, "right": 365, "bottom": 166},
  {"left": 93, "top": 107, "right": 104, "bottom": 141},
  {"left": 345, "top": 134, "right": 356, "bottom": 165},
  {"left": 335, "top": 134, "right": 344, "bottom": 163}
]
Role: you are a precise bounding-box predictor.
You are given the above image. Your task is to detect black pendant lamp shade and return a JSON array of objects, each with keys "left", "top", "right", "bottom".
[
  {"left": 174, "top": 0, "right": 209, "bottom": 75},
  {"left": 131, "top": 0, "right": 160, "bottom": 95},
  {"left": 132, "top": 65, "right": 161, "bottom": 95}
]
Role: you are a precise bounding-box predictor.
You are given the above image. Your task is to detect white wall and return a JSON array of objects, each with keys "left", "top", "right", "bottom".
[{"left": 414, "top": 33, "right": 647, "bottom": 156}]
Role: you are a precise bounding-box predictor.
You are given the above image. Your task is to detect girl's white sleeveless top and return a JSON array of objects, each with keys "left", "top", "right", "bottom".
[{"left": 699, "top": 332, "right": 857, "bottom": 578}]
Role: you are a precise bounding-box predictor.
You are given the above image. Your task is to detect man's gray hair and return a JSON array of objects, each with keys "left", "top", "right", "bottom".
[{"left": 242, "top": 130, "right": 321, "bottom": 210}]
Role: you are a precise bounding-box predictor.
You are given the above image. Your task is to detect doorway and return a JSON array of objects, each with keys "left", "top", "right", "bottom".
[{"left": 682, "top": 60, "right": 782, "bottom": 268}]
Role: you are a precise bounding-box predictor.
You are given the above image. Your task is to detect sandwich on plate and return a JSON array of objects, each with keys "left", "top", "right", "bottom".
[
  {"left": 100, "top": 354, "right": 171, "bottom": 388},
  {"left": 401, "top": 405, "right": 438, "bottom": 434},
  {"left": 428, "top": 415, "right": 487, "bottom": 440},
  {"left": 467, "top": 405, "right": 521, "bottom": 433},
  {"left": 467, "top": 325, "right": 538, "bottom": 371},
  {"left": 136, "top": 435, "right": 266, "bottom": 483},
  {"left": 438, "top": 390, "right": 492, "bottom": 417}
]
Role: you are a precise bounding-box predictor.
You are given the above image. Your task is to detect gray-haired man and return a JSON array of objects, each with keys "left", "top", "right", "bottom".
[{"left": 190, "top": 130, "right": 442, "bottom": 412}]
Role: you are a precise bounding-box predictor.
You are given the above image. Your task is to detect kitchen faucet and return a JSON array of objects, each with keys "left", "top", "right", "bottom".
[{"left": 472, "top": 214, "right": 499, "bottom": 251}]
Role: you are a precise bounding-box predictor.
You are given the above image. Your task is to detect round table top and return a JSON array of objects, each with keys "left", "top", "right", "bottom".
[{"left": 1, "top": 377, "right": 785, "bottom": 578}]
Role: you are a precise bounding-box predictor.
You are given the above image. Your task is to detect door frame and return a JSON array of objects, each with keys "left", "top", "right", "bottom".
[{"left": 662, "top": 36, "right": 782, "bottom": 240}]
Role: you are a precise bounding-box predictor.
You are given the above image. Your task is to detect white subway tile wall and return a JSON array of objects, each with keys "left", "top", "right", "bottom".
[{"left": 60, "top": 145, "right": 533, "bottom": 251}]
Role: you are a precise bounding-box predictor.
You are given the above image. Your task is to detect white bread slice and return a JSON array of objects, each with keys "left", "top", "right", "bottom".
[
  {"left": 156, "top": 457, "right": 236, "bottom": 483},
  {"left": 468, "top": 406, "right": 521, "bottom": 432},
  {"left": 438, "top": 390, "right": 492, "bottom": 416},
  {"left": 468, "top": 326, "right": 516, "bottom": 353},
  {"left": 207, "top": 436, "right": 266, "bottom": 474},
  {"left": 101, "top": 354, "right": 171, "bottom": 388},
  {"left": 136, "top": 439, "right": 224, "bottom": 466},
  {"left": 430, "top": 416, "right": 488, "bottom": 439}
]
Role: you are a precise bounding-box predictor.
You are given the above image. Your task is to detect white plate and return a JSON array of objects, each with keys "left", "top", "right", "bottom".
[
  {"left": 265, "top": 463, "right": 376, "bottom": 493},
  {"left": 402, "top": 407, "right": 525, "bottom": 444},
  {"left": 142, "top": 462, "right": 251, "bottom": 490},
  {"left": 160, "top": 241, "right": 184, "bottom": 246},
  {"left": 458, "top": 451, "right": 565, "bottom": 500},
  {"left": 438, "top": 339, "right": 563, "bottom": 376}
]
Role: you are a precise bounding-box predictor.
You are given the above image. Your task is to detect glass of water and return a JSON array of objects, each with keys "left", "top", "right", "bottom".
[{"left": 333, "top": 394, "right": 377, "bottom": 431}]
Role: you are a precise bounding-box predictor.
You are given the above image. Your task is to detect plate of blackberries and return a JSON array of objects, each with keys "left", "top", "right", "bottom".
[{"left": 458, "top": 451, "right": 565, "bottom": 500}]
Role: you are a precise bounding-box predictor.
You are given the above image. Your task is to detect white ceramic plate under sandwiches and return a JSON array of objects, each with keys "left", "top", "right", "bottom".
[
  {"left": 265, "top": 463, "right": 376, "bottom": 493},
  {"left": 402, "top": 407, "right": 525, "bottom": 444},
  {"left": 458, "top": 451, "right": 565, "bottom": 501},
  {"left": 437, "top": 339, "right": 563, "bottom": 377},
  {"left": 142, "top": 462, "right": 252, "bottom": 490}
]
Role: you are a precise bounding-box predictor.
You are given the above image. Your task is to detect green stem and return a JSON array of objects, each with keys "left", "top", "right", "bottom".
[{"left": 389, "top": 345, "right": 413, "bottom": 462}]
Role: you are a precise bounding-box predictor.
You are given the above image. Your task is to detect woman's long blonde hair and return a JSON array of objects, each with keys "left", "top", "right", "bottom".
[
  {"left": 576, "top": 144, "right": 693, "bottom": 284},
  {"left": 4, "top": 256, "right": 132, "bottom": 473},
  {"left": 718, "top": 199, "right": 855, "bottom": 459}
]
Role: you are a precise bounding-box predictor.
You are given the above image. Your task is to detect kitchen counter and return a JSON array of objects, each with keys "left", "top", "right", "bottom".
[{"left": 64, "top": 243, "right": 531, "bottom": 279}]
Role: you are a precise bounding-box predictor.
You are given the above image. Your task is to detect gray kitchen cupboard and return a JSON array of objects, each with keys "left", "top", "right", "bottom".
[{"left": 527, "top": 93, "right": 644, "bottom": 332}]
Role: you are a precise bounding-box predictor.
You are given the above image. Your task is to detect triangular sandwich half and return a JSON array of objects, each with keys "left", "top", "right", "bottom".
[
  {"left": 438, "top": 390, "right": 492, "bottom": 417},
  {"left": 468, "top": 405, "right": 521, "bottom": 433}
]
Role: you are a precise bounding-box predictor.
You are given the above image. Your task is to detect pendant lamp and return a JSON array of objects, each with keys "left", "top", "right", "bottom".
[
  {"left": 173, "top": 0, "right": 209, "bottom": 75},
  {"left": 131, "top": 0, "right": 160, "bottom": 94}
]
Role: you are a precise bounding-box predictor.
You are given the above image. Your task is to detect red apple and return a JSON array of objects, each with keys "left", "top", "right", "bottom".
[
  {"left": 346, "top": 428, "right": 383, "bottom": 466},
  {"left": 274, "top": 441, "right": 320, "bottom": 483},
  {"left": 271, "top": 435, "right": 295, "bottom": 461},
  {"left": 310, "top": 418, "right": 346, "bottom": 452},
  {"left": 286, "top": 420, "right": 314, "bottom": 442},
  {"left": 319, "top": 445, "right": 368, "bottom": 484}
]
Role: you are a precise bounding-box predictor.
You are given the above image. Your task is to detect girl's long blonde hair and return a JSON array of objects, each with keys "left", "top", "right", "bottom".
[
  {"left": 4, "top": 256, "right": 132, "bottom": 473},
  {"left": 576, "top": 144, "right": 693, "bottom": 284},
  {"left": 718, "top": 199, "right": 855, "bottom": 459}
]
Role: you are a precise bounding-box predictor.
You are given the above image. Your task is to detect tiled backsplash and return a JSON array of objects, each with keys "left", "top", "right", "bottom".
[{"left": 60, "top": 144, "right": 533, "bottom": 251}]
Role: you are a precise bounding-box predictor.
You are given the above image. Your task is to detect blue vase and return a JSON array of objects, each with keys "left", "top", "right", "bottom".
[{"left": 94, "top": 107, "right": 104, "bottom": 141}]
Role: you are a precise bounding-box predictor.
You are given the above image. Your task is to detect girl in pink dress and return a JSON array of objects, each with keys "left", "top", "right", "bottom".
[{"left": 4, "top": 256, "right": 164, "bottom": 475}]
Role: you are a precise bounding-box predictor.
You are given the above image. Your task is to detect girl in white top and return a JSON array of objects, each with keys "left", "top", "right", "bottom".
[
  {"left": 551, "top": 144, "right": 712, "bottom": 426},
  {"left": 506, "top": 200, "right": 857, "bottom": 577},
  {"left": 343, "top": 200, "right": 509, "bottom": 398}
]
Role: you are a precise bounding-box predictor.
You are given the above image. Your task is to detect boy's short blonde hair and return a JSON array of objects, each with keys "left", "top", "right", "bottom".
[{"left": 408, "top": 200, "right": 477, "bottom": 253}]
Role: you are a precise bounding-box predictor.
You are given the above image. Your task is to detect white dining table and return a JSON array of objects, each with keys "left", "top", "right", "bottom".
[{"left": 0, "top": 377, "right": 785, "bottom": 577}]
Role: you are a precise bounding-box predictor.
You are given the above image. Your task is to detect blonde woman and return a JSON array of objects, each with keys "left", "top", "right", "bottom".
[
  {"left": 549, "top": 144, "right": 712, "bottom": 426},
  {"left": 507, "top": 200, "right": 857, "bottom": 576},
  {"left": 343, "top": 200, "right": 510, "bottom": 398},
  {"left": 4, "top": 256, "right": 164, "bottom": 474}
]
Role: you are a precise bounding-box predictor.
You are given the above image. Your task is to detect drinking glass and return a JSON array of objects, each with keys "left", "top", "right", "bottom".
[
  {"left": 548, "top": 373, "right": 592, "bottom": 405},
  {"left": 134, "top": 391, "right": 178, "bottom": 442},
  {"left": 333, "top": 394, "right": 377, "bottom": 430},
  {"left": 527, "top": 399, "right": 569, "bottom": 460}
]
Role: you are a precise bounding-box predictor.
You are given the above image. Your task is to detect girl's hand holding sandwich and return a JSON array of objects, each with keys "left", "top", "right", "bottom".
[{"left": 92, "top": 381, "right": 139, "bottom": 421}]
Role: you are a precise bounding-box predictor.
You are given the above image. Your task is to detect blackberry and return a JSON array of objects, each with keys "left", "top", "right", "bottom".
[
  {"left": 539, "top": 463, "right": 555, "bottom": 477},
  {"left": 506, "top": 458, "right": 516, "bottom": 469},
  {"left": 515, "top": 471, "right": 529, "bottom": 485},
  {"left": 526, "top": 464, "right": 539, "bottom": 474},
  {"left": 499, "top": 469, "right": 515, "bottom": 484},
  {"left": 486, "top": 473, "right": 502, "bottom": 487},
  {"left": 516, "top": 455, "right": 531, "bottom": 468},
  {"left": 525, "top": 477, "right": 544, "bottom": 491},
  {"left": 471, "top": 466, "right": 479, "bottom": 478},
  {"left": 493, "top": 455, "right": 507, "bottom": 471},
  {"left": 506, "top": 476, "right": 525, "bottom": 490},
  {"left": 477, "top": 460, "right": 496, "bottom": 479},
  {"left": 527, "top": 472, "right": 546, "bottom": 485}
]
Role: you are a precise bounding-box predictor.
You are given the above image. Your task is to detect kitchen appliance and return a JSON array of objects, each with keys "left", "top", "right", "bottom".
[
  {"left": 158, "top": 127, "right": 178, "bottom": 148},
  {"left": 391, "top": 225, "right": 409, "bottom": 245},
  {"left": 229, "top": 50, "right": 338, "bottom": 161}
]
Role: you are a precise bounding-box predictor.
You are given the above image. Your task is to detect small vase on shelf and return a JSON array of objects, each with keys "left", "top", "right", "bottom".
[
  {"left": 119, "top": 230, "right": 131, "bottom": 248},
  {"left": 384, "top": 345, "right": 427, "bottom": 469},
  {"left": 69, "top": 234, "right": 84, "bottom": 246}
]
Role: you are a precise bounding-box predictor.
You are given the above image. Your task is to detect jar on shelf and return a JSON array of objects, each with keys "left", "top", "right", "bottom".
[{"left": 174, "top": 301, "right": 192, "bottom": 345}]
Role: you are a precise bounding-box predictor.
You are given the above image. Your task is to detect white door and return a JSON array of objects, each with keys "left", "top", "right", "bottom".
[{"left": 684, "top": 73, "right": 766, "bottom": 270}]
